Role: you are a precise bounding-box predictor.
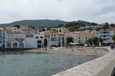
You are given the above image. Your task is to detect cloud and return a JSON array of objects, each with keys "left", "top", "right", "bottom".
[{"left": 0, "top": 0, "right": 115, "bottom": 23}]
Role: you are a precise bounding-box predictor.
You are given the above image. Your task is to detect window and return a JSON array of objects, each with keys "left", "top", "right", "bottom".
[
  {"left": 103, "top": 35, "right": 107, "bottom": 37},
  {"left": 54, "top": 34, "right": 56, "bottom": 36},
  {"left": 26, "top": 34, "right": 33, "bottom": 38},
  {"left": 3, "top": 35, "right": 5, "bottom": 39},
  {"left": 0, "top": 36, "right": 2, "bottom": 38},
  {"left": 79, "top": 37, "right": 80, "bottom": 39},
  {"left": 0, "top": 40, "right": 2, "bottom": 43},
  {"left": 86, "top": 37, "right": 87, "bottom": 40},
  {"left": 40, "top": 36, "right": 43, "bottom": 38},
  {"left": 0, "top": 32, "right": 2, "bottom": 36},
  {"left": 3, "top": 40, "right": 5, "bottom": 43},
  {"left": 37, "top": 40, "right": 42, "bottom": 43},
  {"left": 103, "top": 39, "right": 107, "bottom": 41},
  {"left": 36, "top": 36, "right": 39, "bottom": 38},
  {"left": 0, "top": 32, "right": 2, "bottom": 38},
  {"left": 51, "top": 38, "right": 57, "bottom": 41},
  {"left": 103, "top": 32, "right": 108, "bottom": 33}
]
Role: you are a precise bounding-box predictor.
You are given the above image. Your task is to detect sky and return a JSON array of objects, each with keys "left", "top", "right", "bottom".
[{"left": 0, "top": 0, "right": 115, "bottom": 24}]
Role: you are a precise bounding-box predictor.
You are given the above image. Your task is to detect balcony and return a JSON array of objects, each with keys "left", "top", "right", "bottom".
[{"left": 15, "top": 38, "right": 25, "bottom": 42}]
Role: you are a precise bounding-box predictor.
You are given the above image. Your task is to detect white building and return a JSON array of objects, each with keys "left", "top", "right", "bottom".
[
  {"left": 0, "top": 26, "right": 45, "bottom": 48},
  {"left": 5, "top": 32, "right": 26, "bottom": 48},
  {"left": 96, "top": 28, "right": 115, "bottom": 44},
  {"left": 45, "top": 31, "right": 66, "bottom": 47},
  {"left": 0, "top": 31, "right": 5, "bottom": 48},
  {"left": 25, "top": 32, "right": 44, "bottom": 48}
]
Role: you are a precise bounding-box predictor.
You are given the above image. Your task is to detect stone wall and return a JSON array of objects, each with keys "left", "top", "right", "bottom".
[{"left": 52, "top": 50, "right": 115, "bottom": 76}]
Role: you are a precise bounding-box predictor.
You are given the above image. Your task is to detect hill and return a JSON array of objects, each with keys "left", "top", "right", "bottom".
[
  {"left": 0, "top": 19, "right": 67, "bottom": 28},
  {"left": 64, "top": 20, "right": 98, "bottom": 31},
  {"left": 0, "top": 20, "right": 100, "bottom": 29},
  {"left": 10, "top": 19, "right": 67, "bottom": 27}
]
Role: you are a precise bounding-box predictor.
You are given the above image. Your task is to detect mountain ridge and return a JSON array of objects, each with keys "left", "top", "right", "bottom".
[
  {"left": 0, "top": 19, "right": 101, "bottom": 28},
  {"left": 0, "top": 19, "right": 68, "bottom": 27}
]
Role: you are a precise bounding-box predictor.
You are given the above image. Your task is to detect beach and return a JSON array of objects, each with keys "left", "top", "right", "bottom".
[{"left": 27, "top": 47, "right": 108, "bottom": 56}]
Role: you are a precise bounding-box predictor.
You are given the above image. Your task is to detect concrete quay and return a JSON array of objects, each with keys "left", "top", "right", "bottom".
[{"left": 52, "top": 48, "right": 115, "bottom": 76}]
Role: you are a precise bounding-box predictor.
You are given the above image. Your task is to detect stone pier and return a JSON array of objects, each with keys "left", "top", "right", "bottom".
[{"left": 52, "top": 48, "right": 115, "bottom": 76}]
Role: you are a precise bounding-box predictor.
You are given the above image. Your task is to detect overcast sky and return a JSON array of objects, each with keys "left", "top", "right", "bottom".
[{"left": 0, "top": 0, "right": 115, "bottom": 23}]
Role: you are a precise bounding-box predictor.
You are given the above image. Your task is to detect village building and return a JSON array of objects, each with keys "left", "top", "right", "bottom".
[
  {"left": 96, "top": 28, "right": 115, "bottom": 45},
  {"left": 44, "top": 30, "right": 66, "bottom": 48},
  {"left": 1, "top": 26, "right": 114, "bottom": 48},
  {"left": 65, "top": 30, "right": 96, "bottom": 44}
]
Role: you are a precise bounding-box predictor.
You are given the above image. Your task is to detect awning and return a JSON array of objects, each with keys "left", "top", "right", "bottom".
[{"left": 69, "top": 43, "right": 79, "bottom": 45}]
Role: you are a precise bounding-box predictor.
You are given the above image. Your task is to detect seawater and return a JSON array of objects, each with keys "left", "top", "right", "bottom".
[{"left": 0, "top": 53, "right": 98, "bottom": 76}]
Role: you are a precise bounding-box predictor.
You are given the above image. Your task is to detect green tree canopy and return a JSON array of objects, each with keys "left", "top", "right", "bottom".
[
  {"left": 28, "top": 26, "right": 36, "bottom": 29},
  {"left": 14, "top": 25, "right": 21, "bottom": 28},
  {"left": 58, "top": 24, "right": 64, "bottom": 28},
  {"left": 66, "top": 37, "right": 74, "bottom": 44},
  {"left": 103, "top": 22, "right": 109, "bottom": 30},
  {"left": 112, "top": 35, "right": 115, "bottom": 41},
  {"left": 86, "top": 36, "right": 102, "bottom": 46}
]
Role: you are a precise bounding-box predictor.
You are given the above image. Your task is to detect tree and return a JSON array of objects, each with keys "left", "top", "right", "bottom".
[
  {"left": 44, "top": 38, "right": 48, "bottom": 48},
  {"left": 86, "top": 37, "right": 102, "bottom": 46},
  {"left": 98, "top": 38, "right": 103, "bottom": 43},
  {"left": 47, "top": 28, "right": 51, "bottom": 30},
  {"left": 112, "top": 35, "right": 115, "bottom": 42},
  {"left": 28, "top": 26, "right": 36, "bottom": 29},
  {"left": 14, "top": 25, "right": 21, "bottom": 28},
  {"left": 66, "top": 37, "right": 74, "bottom": 44},
  {"left": 58, "top": 24, "right": 64, "bottom": 28},
  {"left": 103, "top": 22, "right": 109, "bottom": 31},
  {"left": 110, "top": 24, "right": 115, "bottom": 27}
]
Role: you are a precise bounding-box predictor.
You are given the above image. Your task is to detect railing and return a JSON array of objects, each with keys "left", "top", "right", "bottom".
[{"left": 52, "top": 49, "right": 115, "bottom": 76}]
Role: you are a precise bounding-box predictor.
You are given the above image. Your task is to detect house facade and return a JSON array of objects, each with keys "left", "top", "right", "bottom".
[
  {"left": 65, "top": 30, "right": 96, "bottom": 44},
  {"left": 0, "top": 26, "right": 67, "bottom": 48},
  {"left": 96, "top": 28, "right": 115, "bottom": 44},
  {"left": 0, "top": 27, "right": 45, "bottom": 48},
  {"left": 0, "top": 31, "right": 5, "bottom": 48},
  {"left": 44, "top": 31, "right": 66, "bottom": 47}
]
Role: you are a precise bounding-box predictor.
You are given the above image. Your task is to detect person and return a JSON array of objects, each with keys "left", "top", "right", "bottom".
[
  {"left": 80, "top": 46, "right": 85, "bottom": 55},
  {"left": 111, "top": 45, "right": 114, "bottom": 49},
  {"left": 93, "top": 46, "right": 97, "bottom": 54}
]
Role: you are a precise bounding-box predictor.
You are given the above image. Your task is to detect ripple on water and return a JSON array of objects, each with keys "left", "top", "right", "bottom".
[{"left": 0, "top": 53, "right": 98, "bottom": 76}]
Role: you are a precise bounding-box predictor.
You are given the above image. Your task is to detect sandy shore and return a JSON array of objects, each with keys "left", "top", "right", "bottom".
[{"left": 27, "top": 47, "right": 108, "bottom": 56}]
